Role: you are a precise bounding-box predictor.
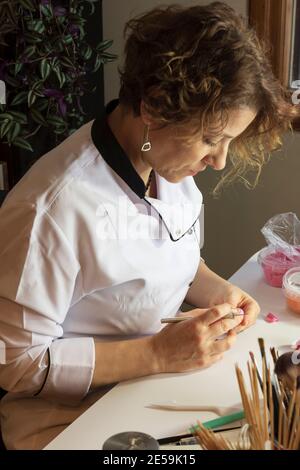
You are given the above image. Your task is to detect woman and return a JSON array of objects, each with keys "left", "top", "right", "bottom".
[{"left": 0, "top": 2, "right": 298, "bottom": 449}]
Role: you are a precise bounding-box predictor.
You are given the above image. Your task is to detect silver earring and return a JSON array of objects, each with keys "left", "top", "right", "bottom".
[{"left": 141, "top": 125, "right": 151, "bottom": 152}]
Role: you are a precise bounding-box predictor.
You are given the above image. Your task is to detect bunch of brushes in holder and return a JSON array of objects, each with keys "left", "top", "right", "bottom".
[{"left": 193, "top": 338, "right": 300, "bottom": 450}]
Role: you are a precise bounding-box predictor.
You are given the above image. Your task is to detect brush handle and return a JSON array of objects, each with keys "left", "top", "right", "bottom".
[
  {"left": 161, "top": 313, "right": 244, "bottom": 324},
  {"left": 190, "top": 410, "right": 245, "bottom": 432}
]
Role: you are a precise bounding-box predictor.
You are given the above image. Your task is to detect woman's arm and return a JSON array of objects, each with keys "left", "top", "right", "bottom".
[
  {"left": 91, "top": 303, "right": 243, "bottom": 388},
  {"left": 91, "top": 336, "right": 158, "bottom": 388},
  {"left": 185, "top": 259, "right": 233, "bottom": 308},
  {"left": 0, "top": 204, "right": 94, "bottom": 404}
]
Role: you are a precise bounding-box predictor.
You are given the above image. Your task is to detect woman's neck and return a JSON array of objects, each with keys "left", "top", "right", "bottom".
[{"left": 107, "top": 104, "right": 152, "bottom": 187}]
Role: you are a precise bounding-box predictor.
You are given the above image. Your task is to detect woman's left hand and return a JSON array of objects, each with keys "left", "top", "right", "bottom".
[
  {"left": 185, "top": 262, "right": 260, "bottom": 333},
  {"left": 212, "top": 283, "right": 260, "bottom": 333}
]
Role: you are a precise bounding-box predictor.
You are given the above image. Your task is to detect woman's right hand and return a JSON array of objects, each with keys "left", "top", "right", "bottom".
[{"left": 150, "top": 303, "right": 243, "bottom": 373}]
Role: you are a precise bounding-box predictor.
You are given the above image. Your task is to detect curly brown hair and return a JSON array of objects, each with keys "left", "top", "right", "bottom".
[{"left": 119, "top": 2, "right": 300, "bottom": 193}]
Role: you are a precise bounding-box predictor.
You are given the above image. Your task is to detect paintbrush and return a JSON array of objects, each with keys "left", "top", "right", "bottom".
[
  {"left": 157, "top": 411, "right": 245, "bottom": 445},
  {"left": 257, "top": 339, "right": 280, "bottom": 438},
  {"left": 161, "top": 311, "right": 244, "bottom": 324},
  {"left": 194, "top": 352, "right": 300, "bottom": 450}
]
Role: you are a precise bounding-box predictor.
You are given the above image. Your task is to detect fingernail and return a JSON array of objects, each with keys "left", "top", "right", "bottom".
[{"left": 233, "top": 308, "right": 244, "bottom": 315}]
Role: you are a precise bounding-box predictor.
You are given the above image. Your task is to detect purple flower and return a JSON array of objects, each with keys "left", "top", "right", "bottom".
[
  {"left": 68, "top": 24, "right": 80, "bottom": 37},
  {"left": 40, "top": 0, "right": 50, "bottom": 5},
  {"left": 43, "top": 88, "right": 67, "bottom": 116},
  {"left": 43, "top": 88, "right": 63, "bottom": 98},
  {"left": 58, "top": 97, "right": 67, "bottom": 116},
  {"left": 54, "top": 6, "right": 67, "bottom": 16}
]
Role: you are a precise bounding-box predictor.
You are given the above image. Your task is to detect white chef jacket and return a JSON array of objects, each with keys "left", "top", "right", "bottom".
[{"left": 0, "top": 99, "right": 203, "bottom": 449}]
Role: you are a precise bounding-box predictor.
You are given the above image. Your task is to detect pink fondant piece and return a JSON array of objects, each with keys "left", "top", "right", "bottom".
[
  {"left": 260, "top": 250, "right": 300, "bottom": 287},
  {"left": 265, "top": 312, "right": 279, "bottom": 323}
]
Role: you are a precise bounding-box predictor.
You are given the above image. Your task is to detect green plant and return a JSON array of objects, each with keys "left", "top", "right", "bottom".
[{"left": 0, "top": 0, "right": 117, "bottom": 151}]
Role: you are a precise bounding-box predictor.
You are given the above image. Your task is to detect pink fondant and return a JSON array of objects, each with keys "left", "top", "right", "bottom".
[
  {"left": 265, "top": 312, "right": 279, "bottom": 323},
  {"left": 260, "top": 251, "right": 300, "bottom": 288}
]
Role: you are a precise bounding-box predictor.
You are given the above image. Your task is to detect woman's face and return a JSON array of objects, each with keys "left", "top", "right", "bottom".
[{"left": 144, "top": 107, "right": 257, "bottom": 183}]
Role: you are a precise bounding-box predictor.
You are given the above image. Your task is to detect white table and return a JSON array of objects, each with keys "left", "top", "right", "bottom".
[{"left": 45, "top": 253, "right": 300, "bottom": 450}]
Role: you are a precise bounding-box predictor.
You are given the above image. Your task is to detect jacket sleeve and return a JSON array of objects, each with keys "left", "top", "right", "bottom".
[{"left": 0, "top": 202, "right": 95, "bottom": 404}]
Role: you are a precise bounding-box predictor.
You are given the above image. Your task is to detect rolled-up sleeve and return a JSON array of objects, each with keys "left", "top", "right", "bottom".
[{"left": 0, "top": 202, "right": 95, "bottom": 404}]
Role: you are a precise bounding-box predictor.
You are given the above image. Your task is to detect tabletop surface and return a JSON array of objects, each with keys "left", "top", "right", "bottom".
[{"left": 45, "top": 252, "right": 300, "bottom": 450}]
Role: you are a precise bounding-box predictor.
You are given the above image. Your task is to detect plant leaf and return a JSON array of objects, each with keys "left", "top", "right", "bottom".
[
  {"left": 9, "top": 111, "right": 27, "bottom": 124},
  {"left": 83, "top": 45, "right": 92, "bottom": 60},
  {"left": 19, "top": 0, "right": 35, "bottom": 12},
  {"left": 53, "top": 67, "right": 66, "bottom": 88},
  {"left": 24, "top": 32, "right": 43, "bottom": 43},
  {"left": 40, "top": 4, "right": 53, "bottom": 17},
  {"left": 28, "top": 90, "right": 36, "bottom": 107},
  {"left": 51, "top": 57, "right": 59, "bottom": 69},
  {"left": 28, "top": 20, "right": 45, "bottom": 34},
  {"left": 96, "top": 39, "right": 113, "bottom": 52},
  {"left": 23, "top": 45, "right": 36, "bottom": 59},
  {"left": 5, "top": 76, "right": 20, "bottom": 87},
  {"left": 30, "top": 108, "right": 48, "bottom": 126},
  {"left": 86, "top": 1, "right": 95, "bottom": 15},
  {"left": 93, "top": 55, "right": 103, "bottom": 72},
  {"left": 100, "top": 52, "right": 118, "bottom": 61},
  {"left": 59, "top": 57, "right": 74, "bottom": 69},
  {"left": 35, "top": 100, "right": 48, "bottom": 111},
  {"left": 14, "top": 62, "right": 23, "bottom": 75},
  {"left": 0, "top": 113, "right": 13, "bottom": 121},
  {"left": 8, "top": 122, "right": 21, "bottom": 141},
  {"left": 11, "top": 91, "right": 27, "bottom": 106},
  {"left": 0, "top": 113, "right": 14, "bottom": 121},
  {"left": 40, "top": 59, "right": 51, "bottom": 80},
  {"left": 77, "top": 25, "right": 85, "bottom": 39},
  {"left": 47, "top": 115, "right": 66, "bottom": 127},
  {"left": 0, "top": 119, "right": 13, "bottom": 139},
  {"left": 53, "top": 127, "right": 67, "bottom": 135},
  {"left": 13, "top": 137, "right": 33, "bottom": 152},
  {"left": 63, "top": 34, "right": 73, "bottom": 45}
]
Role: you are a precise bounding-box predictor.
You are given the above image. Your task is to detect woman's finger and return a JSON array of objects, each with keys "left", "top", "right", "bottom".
[
  {"left": 239, "top": 298, "right": 260, "bottom": 327},
  {"left": 176, "top": 308, "right": 209, "bottom": 319},
  {"left": 209, "top": 331, "right": 237, "bottom": 355},
  {"left": 200, "top": 303, "right": 243, "bottom": 327},
  {"left": 208, "top": 315, "right": 243, "bottom": 339}
]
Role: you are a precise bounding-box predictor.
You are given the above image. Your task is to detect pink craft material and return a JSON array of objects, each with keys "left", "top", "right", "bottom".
[
  {"left": 291, "top": 339, "right": 300, "bottom": 350},
  {"left": 258, "top": 248, "right": 300, "bottom": 288},
  {"left": 265, "top": 312, "right": 279, "bottom": 323}
]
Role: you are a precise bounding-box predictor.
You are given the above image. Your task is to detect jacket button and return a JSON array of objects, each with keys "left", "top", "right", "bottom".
[{"left": 188, "top": 228, "right": 193, "bottom": 235}]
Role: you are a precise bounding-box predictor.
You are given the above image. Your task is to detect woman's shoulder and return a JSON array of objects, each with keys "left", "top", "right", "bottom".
[{"left": 2, "top": 120, "right": 103, "bottom": 213}]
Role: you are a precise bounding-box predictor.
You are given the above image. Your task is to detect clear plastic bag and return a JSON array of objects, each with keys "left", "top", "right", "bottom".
[
  {"left": 258, "top": 213, "right": 300, "bottom": 287},
  {"left": 261, "top": 212, "right": 300, "bottom": 260}
]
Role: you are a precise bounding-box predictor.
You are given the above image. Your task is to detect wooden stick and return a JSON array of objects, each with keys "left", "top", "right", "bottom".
[
  {"left": 197, "top": 343, "right": 300, "bottom": 450},
  {"left": 288, "top": 401, "right": 299, "bottom": 449},
  {"left": 291, "top": 404, "right": 300, "bottom": 450},
  {"left": 262, "top": 360, "right": 269, "bottom": 445},
  {"left": 236, "top": 365, "right": 261, "bottom": 449},
  {"left": 248, "top": 362, "right": 261, "bottom": 435},
  {"left": 270, "top": 347, "right": 278, "bottom": 366},
  {"left": 267, "top": 367, "right": 274, "bottom": 448}
]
